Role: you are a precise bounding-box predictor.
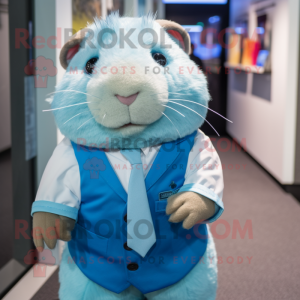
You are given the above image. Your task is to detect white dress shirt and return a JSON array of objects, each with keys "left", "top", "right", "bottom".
[{"left": 33, "top": 129, "right": 224, "bottom": 222}]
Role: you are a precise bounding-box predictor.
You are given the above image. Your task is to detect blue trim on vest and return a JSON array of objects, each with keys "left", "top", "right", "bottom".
[
  {"left": 178, "top": 183, "right": 224, "bottom": 223},
  {"left": 68, "top": 131, "right": 209, "bottom": 294},
  {"left": 31, "top": 201, "right": 78, "bottom": 220}
]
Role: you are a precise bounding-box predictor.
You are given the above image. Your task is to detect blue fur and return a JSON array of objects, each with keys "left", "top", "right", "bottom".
[
  {"left": 59, "top": 227, "right": 217, "bottom": 300},
  {"left": 51, "top": 13, "right": 210, "bottom": 149},
  {"left": 55, "top": 13, "right": 216, "bottom": 299}
]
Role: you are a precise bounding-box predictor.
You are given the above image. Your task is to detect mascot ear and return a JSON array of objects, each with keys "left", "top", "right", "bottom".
[
  {"left": 60, "top": 30, "right": 86, "bottom": 69},
  {"left": 156, "top": 20, "right": 191, "bottom": 55}
]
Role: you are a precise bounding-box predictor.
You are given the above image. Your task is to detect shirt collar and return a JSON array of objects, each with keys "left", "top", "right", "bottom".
[
  {"left": 141, "top": 147, "right": 149, "bottom": 156},
  {"left": 141, "top": 144, "right": 161, "bottom": 156},
  {"left": 112, "top": 146, "right": 161, "bottom": 156}
]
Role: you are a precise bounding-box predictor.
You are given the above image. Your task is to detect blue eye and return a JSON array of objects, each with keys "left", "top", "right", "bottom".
[
  {"left": 86, "top": 57, "right": 99, "bottom": 74},
  {"left": 152, "top": 53, "right": 167, "bottom": 66}
]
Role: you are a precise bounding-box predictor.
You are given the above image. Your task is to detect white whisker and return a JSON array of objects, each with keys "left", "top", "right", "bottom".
[
  {"left": 161, "top": 105, "right": 185, "bottom": 117},
  {"left": 43, "top": 102, "right": 91, "bottom": 112},
  {"left": 150, "top": 91, "right": 199, "bottom": 97},
  {"left": 150, "top": 91, "right": 183, "bottom": 97},
  {"left": 64, "top": 112, "right": 84, "bottom": 124},
  {"left": 157, "top": 110, "right": 181, "bottom": 138},
  {"left": 77, "top": 117, "right": 95, "bottom": 130},
  {"left": 102, "top": 113, "right": 106, "bottom": 124},
  {"left": 63, "top": 109, "right": 101, "bottom": 124},
  {"left": 151, "top": 92, "right": 232, "bottom": 123},
  {"left": 168, "top": 101, "right": 220, "bottom": 136},
  {"left": 47, "top": 90, "right": 100, "bottom": 100},
  {"left": 168, "top": 99, "right": 232, "bottom": 123}
]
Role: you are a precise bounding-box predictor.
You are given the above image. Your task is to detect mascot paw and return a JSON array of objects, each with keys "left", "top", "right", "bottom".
[
  {"left": 33, "top": 212, "right": 75, "bottom": 251},
  {"left": 166, "top": 192, "right": 215, "bottom": 229}
]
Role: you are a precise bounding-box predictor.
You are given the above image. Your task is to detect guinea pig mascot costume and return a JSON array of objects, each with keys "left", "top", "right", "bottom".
[{"left": 32, "top": 13, "right": 224, "bottom": 300}]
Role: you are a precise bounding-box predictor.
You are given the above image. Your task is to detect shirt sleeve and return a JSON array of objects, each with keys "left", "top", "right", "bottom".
[
  {"left": 179, "top": 130, "right": 224, "bottom": 223},
  {"left": 31, "top": 137, "right": 81, "bottom": 221}
]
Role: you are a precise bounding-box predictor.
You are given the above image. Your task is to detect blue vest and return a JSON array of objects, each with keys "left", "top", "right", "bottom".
[{"left": 69, "top": 131, "right": 208, "bottom": 294}]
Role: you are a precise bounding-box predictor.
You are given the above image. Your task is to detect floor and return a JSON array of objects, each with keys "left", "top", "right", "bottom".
[
  {"left": 27, "top": 139, "right": 300, "bottom": 299},
  {"left": 0, "top": 149, "right": 13, "bottom": 269},
  {"left": 215, "top": 140, "right": 300, "bottom": 300}
]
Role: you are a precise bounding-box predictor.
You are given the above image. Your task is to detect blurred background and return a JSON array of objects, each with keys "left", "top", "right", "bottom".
[{"left": 1, "top": 0, "right": 300, "bottom": 299}]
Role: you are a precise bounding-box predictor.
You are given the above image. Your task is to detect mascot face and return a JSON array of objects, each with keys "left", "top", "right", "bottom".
[{"left": 51, "top": 13, "right": 210, "bottom": 149}]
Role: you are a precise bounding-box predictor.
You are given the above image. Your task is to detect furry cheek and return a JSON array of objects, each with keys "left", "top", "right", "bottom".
[{"left": 86, "top": 61, "right": 168, "bottom": 132}]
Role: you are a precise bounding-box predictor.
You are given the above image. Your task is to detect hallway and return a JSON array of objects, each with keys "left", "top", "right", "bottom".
[
  {"left": 9, "top": 139, "right": 300, "bottom": 300},
  {"left": 215, "top": 139, "right": 300, "bottom": 300}
]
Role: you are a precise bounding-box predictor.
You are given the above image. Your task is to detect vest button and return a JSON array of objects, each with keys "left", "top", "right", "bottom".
[
  {"left": 127, "top": 263, "right": 139, "bottom": 271},
  {"left": 123, "top": 214, "right": 127, "bottom": 222},
  {"left": 123, "top": 242, "right": 132, "bottom": 251}
]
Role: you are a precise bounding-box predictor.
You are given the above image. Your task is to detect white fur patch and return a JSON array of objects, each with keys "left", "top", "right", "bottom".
[{"left": 87, "top": 58, "right": 168, "bottom": 136}]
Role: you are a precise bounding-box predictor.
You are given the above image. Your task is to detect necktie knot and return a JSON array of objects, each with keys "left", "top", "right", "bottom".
[{"left": 121, "top": 149, "right": 142, "bottom": 165}]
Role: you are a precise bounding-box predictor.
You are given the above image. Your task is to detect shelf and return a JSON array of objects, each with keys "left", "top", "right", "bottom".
[{"left": 224, "top": 62, "right": 269, "bottom": 74}]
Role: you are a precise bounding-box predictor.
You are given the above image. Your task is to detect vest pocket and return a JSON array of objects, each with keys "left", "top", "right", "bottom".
[
  {"left": 74, "top": 223, "right": 109, "bottom": 256},
  {"left": 155, "top": 200, "right": 167, "bottom": 214}
]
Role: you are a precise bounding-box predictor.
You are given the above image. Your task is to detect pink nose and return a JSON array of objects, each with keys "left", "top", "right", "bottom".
[{"left": 116, "top": 93, "right": 138, "bottom": 106}]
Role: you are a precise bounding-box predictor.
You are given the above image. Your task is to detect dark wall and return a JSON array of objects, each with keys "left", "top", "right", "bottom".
[{"left": 166, "top": 2, "right": 230, "bottom": 136}]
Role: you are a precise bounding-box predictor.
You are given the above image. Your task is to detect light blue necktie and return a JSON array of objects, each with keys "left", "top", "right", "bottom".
[{"left": 121, "top": 149, "right": 156, "bottom": 257}]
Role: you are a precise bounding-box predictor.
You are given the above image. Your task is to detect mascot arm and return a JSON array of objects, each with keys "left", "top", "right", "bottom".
[
  {"left": 33, "top": 212, "right": 75, "bottom": 251},
  {"left": 167, "top": 130, "right": 224, "bottom": 229},
  {"left": 166, "top": 192, "right": 215, "bottom": 229},
  {"left": 31, "top": 138, "right": 80, "bottom": 251}
]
